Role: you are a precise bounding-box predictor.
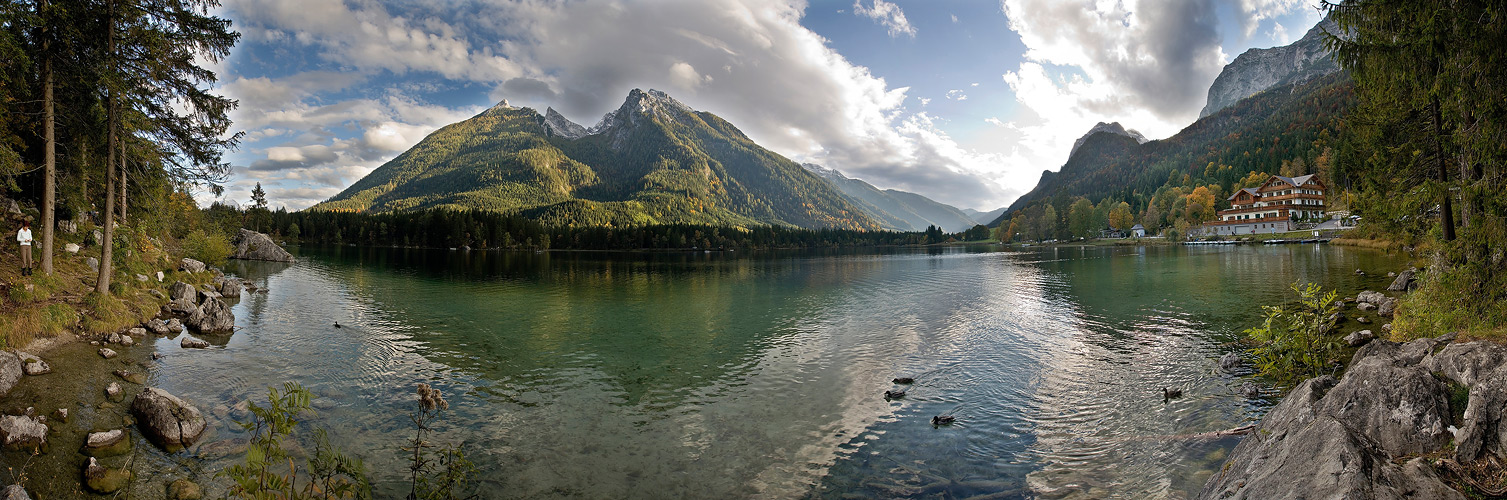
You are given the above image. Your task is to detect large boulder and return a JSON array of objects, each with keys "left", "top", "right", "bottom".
[
  {"left": 169, "top": 281, "right": 197, "bottom": 302},
  {"left": 0, "top": 415, "right": 47, "bottom": 450},
  {"left": 130, "top": 388, "right": 206, "bottom": 450},
  {"left": 179, "top": 257, "right": 207, "bottom": 273},
  {"left": 230, "top": 228, "right": 293, "bottom": 262},
  {"left": 217, "top": 278, "right": 242, "bottom": 298},
  {"left": 2, "top": 484, "right": 30, "bottom": 500},
  {"left": 0, "top": 352, "right": 21, "bottom": 397},
  {"left": 189, "top": 296, "right": 234, "bottom": 333},
  {"left": 1356, "top": 290, "right": 1387, "bottom": 306},
  {"left": 1386, "top": 268, "right": 1417, "bottom": 292},
  {"left": 13, "top": 351, "right": 49, "bottom": 376}
]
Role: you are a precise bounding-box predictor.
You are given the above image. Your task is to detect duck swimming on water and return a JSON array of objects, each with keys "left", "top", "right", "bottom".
[
  {"left": 931, "top": 415, "right": 955, "bottom": 426},
  {"left": 1163, "top": 387, "right": 1183, "bottom": 402},
  {"left": 334, "top": 322, "right": 342, "bottom": 328},
  {"left": 892, "top": 377, "right": 915, "bottom": 384},
  {"left": 884, "top": 389, "right": 906, "bottom": 400}
]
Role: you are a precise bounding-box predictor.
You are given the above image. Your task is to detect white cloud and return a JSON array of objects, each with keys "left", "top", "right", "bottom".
[
  {"left": 853, "top": 0, "right": 917, "bottom": 38},
  {"left": 1234, "top": 0, "right": 1307, "bottom": 38},
  {"left": 1268, "top": 22, "right": 1290, "bottom": 44},
  {"left": 985, "top": 117, "right": 1004, "bottom": 126},
  {"left": 945, "top": 90, "right": 968, "bottom": 101},
  {"left": 951, "top": 14, "right": 959, "bottom": 23}
]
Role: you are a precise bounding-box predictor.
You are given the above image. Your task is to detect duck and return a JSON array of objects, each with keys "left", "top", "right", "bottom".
[
  {"left": 883, "top": 389, "right": 906, "bottom": 400},
  {"left": 333, "top": 322, "right": 342, "bottom": 328},
  {"left": 892, "top": 377, "right": 915, "bottom": 384},
  {"left": 931, "top": 415, "right": 955, "bottom": 426},
  {"left": 1163, "top": 387, "right": 1183, "bottom": 402}
]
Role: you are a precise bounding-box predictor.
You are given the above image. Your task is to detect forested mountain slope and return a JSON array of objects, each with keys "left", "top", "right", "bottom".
[{"left": 800, "top": 164, "right": 979, "bottom": 232}]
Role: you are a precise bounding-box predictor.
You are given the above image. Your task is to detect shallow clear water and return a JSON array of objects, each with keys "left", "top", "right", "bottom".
[{"left": 135, "top": 243, "right": 1405, "bottom": 498}]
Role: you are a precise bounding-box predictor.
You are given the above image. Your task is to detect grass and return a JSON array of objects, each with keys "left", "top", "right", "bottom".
[{"left": 1330, "top": 237, "right": 1402, "bottom": 250}]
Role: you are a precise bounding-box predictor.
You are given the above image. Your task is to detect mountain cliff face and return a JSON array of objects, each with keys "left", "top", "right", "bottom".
[
  {"left": 1199, "top": 19, "right": 1340, "bottom": 118},
  {"left": 313, "top": 89, "right": 878, "bottom": 230},
  {"left": 1069, "top": 122, "right": 1148, "bottom": 159},
  {"left": 800, "top": 164, "right": 979, "bottom": 232}
]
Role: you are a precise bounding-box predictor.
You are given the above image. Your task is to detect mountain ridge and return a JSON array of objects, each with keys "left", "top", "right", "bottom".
[
  {"left": 800, "top": 163, "right": 979, "bottom": 232},
  {"left": 1200, "top": 18, "right": 1340, "bottom": 118}
]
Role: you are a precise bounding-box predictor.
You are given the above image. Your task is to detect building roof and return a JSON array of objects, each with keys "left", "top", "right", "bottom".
[
  {"left": 1272, "top": 174, "right": 1317, "bottom": 187},
  {"left": 1227, "top": 187, "right": 1260, "bottom": 201},
  {"left": 1131, "top": 224, "right": 1144, "bottom": 230}
]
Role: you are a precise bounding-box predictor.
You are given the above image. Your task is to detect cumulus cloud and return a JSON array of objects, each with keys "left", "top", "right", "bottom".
[
  {"left": 1268, "top": 22, "right": 1291, "bottom": 44},
  {"left": 945, "top": 90, "right": 968, "bottom": 100},
  {"left": 853, "top": 0, "right": 917, "bottom": 38},
  {"left": 1234, "top": 0, "right": 1308, "bottom": 38}
]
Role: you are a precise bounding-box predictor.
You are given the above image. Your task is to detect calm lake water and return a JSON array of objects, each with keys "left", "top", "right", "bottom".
[{"left": 142, "top": 243, "right": 1404, "bottom": 498}]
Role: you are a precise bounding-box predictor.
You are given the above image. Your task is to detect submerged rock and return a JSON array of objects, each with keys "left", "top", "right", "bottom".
[
  {"left": 83, "top": 429, "right": 131, "bottom": 457},
  {"left": 131, "top": 388, "right": 206, "bottom": 450},
  {"left": 0, "top": 415, "right": 47, "bottom": 450},
  {"left": 181, "top": 337, "right": 209, "bottom": 349},
  {"left": 231, "top": 228, "right": 294, "bottom": 262},
  {"left": 98, "top": 348, "right": 117, "bottom": 359},
  {"left": 168, "top": 479, "right": 203, "bottom": 500},
  {"left": 83, "top": 457, "right": 131, "bottom": 494},
  {"left": 1219, "top": 352, "right": 1243, "bottom": 372}
]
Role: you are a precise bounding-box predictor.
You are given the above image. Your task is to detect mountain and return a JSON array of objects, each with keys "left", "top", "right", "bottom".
[
  {"left": 992, "top": 70, "right": 1354, "bottom": 226},
  {"left": 1199, "top": 18, "right": 1340, "bottom": 118},
  {"left": 800, "top": 164, "right": 980, "bottom": 232},
  {"left": 1069, "top": 122, "right": 1147, "bottom": 159},
  {"left": 962, "top": 207, "right": 1008, "bottom": 225},
  {"left": 313, "top": 89, "right": 878, "bottom": 230}
]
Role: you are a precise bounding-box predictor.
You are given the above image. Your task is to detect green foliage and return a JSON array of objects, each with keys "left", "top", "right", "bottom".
[
  {"left": 183, "top": 229, "right": 233, "bottom": 265},
  {"left": 222, "top": 382, "right": 370, "bottom": 499},
  {"left": 407, "top": 383, "right": 475, "bottom": 500},
  {"left": 1245, "top": 282, "right": 1343, "bottom": 386},
  {"left": 7, "top": 273, "right": 59, "bottom": 304}
]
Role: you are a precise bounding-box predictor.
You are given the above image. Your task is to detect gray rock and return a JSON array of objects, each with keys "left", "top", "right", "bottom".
[
  {"left": 169, "top": 281, "right": 197, "bottom": 302},
  {"left": 189, "top": 296, "right": 234, "bottom": 333},
  {"left": 85, "top": 429, "right": 126, "bottom": 449},
  {"left": 1386, "top": 268, "right": 1416, "bottom": 292},
  {"left": 218, "top": 278, "right": 242, "bottom": 298},
  {"left": 98, "top": 348, "right": 117, "bottom": 359},
  {"left": 63, "top": 242, "right": 80, "bottom": 254},
  {"left": 1329, "top": 312, "right": 1346, "bottom": 324},
  {"left": 128, "top": 327, "right": 147, "bottom": 337},
  {"left": 1240, "top": 381, "right": 1261, "bottom": 398},
  {"left": 14, "top": 351, "right": 49, "bottom": 376},
  {"left": 1378, "top": 297, "right": 1398, "bottom": 317},
  {"left": 135, "top": 273, "right": 149, "bottom": 282},
  {"left": 156, "top": 271, "right": 165, "bottom": 282},
  {"left": 231, "top": 228, "right": 294, "bottom": 262},
  {"left": 2, "top": 484, "right": 30, "bottom": 500},
  {"left": 131, "top": 388, "right": 206, "bottom": 450},
  {"left": 1344, "top": 329, "right": 1374, "bottom": 347},
  {"left": 0, "top": 353, "right": 22, "bottom": 397},
  {"left": 1453, "top": 366, "right": 1507, "bottom": 462},
  {"left": 105, "top": 382, "right": 122, "bottom": 400},
  {"left": 146, "top": 318, "right": 171, "bottom": 335},
  {"left": 179, "top": 257, "right": 207, "bottom": 273},
  {"left": 86, "top": 256, "right": 99, "bottom": 272},
  {"left": 166, "top": 318, "right": 184, "bottom": 334},
  {"left": 1356, "top": 290, "right": 1387, "bottom": 305},
  {"left": 181, "top": 337, "right": 209, "bottom": 349},
  {"left": 0, "top": 415, "right": 47, "bottom": 450},
  {"left": 1218, "top": 352, "right": 1242, "bottom": 372},
  {"left": 1357, "top": 302, "right": 1377, "bottom": 312},
  {"left": 105, "top": 333, "right": 122, "bottom": 344},
  {"left": 167, "top": 297, "right": 199, "bottom": 317},
  {"left": 1426, "top": 341, "right": 1507, "bottom": 387},
  {"left": 52, "top": 408, "right": 66, "bottom": 422}
]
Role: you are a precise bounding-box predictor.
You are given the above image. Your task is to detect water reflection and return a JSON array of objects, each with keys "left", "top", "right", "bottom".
[{"left": 154, "top": 244, "right": 1404, "bottom": 498}]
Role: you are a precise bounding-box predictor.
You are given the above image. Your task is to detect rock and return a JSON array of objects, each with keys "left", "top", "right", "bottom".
[
  {"left": 0, "top": 415, "right": 47, "bottom": 450},
  {"left": 1357, "top": 302, "right": 1377, "bottom": 312},
  {"left": 83, "top": 429, "right": 132, "bottom": 457},
  {"left": 86, "top": 256, "right": 99, "bottom": 272},
  {"left": 180, "top": 337, "right": 209, "bottom": 349},
  {"left": 114, "top": 370, "right": 148, "bottom": 385},
  {"left": 1378, "top": 297, "right": 1398, "bottom": 317},
  {"left": 52, "top": 408, "right": 67, "bottom": 422},
  {"left": 1386, "top": 269, "right": 1416, "bottom": 292},
  {"left": 98, "top": 348, "right": 117, "bottom": 359},
  {"left": 1356, "top": 290, "right": 1387, "bottom": 305},
  {"left": 1453, "top": 366, "right": 1507, "bottom": 462},
  {"left": 1356, "top": 315, "right": 1371, "bottom": 324},
  {"left": 1383, "top": 323, "right": 1392, "bottom": 334},
  {"left": 1425, "top": 342, "right": 1507, "bottom": 387},
  {"left": 189, "top": 296, "right": 234, "bottom": 333},
  {"left": 156, "top": 271, "right": 165, "bottom": 282},
  {"left": 128, "top": 327, "right": 147, "bottom": 337},
  {"left": 179, "top": 257, "right": 206, "bottom": 273},
  {"left": 1199, "top": 18, "right": 1340, "bottom": 118},
  {"left": 63, "top": 242, "right": 80, "bottom": 254},
  {"left": 105, "top": 382, "right": 122, "bottom": 400},
  {"left": 166, "top": 318, "right": 184, "bottom": 334},
  {"left": 106, "top": 333, "right": 122, "bottom": 344},
  {"left": 1240, "top": 381, "right": 1261, "bottom": 398},
  {"left": 218, "top": 278, "right": 241, "bottom": 298},
  {"left": 152, "top": 352, "right": 163, "bottom": 359},
  {"left": 1343, "top": 329, "right": 1374, "bottom": 347},
  {"left": 169, "top": 281, "right": 197, "bottom": 302},
  {"left": 1319, "top": 355, "right": 1452, "bottom": 456},
  {"left": 168, "top": 479, "right": 203, "bottom": 500},
  {"left": 14, "top": 351, "right": 49, "bottom": 376},
  {"left": 148, "top": 289, "right": 166, "bottom": 299},
  {"left": 135, "top": 273, "right": 149, "bottom": 282},
  {"left": 132, "top": 388, "right": 206, "bottom": 450},
  {"left": 2, "top": 484, "right": 30, "bottom": 500},
  {"left": 231, "top": 228, "right": 294, "bottom": 262},
  {"left": 90, "top": 228, "right": 103, "bottom": 246},
  {"left": 147, "top": 318, "right": 170, "bottom": 335},
  {"left": 1218, "top": 352, "right": 1242, "bottom": 372},
  {"left": 83, "top": 457, "right": 132, "bottom": 494},
  {"left": 0, "top": 353, "right": 17, "bottom": 398},
  {"left": 118, "top": 334, "right": 135, "bottom": 347},
  {"left": 1328, "top": 312, "right": 1345, "bottom": 324},
  {"left": 1334, "top": 300, "right": 1346, "bottom": 309},
  {"left": 1355, "top": 268, "right": 1365, "bottom": 275}
]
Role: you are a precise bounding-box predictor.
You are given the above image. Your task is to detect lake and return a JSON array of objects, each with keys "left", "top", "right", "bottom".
[{"left": 144, "top": 243, "right": 1404, "bottom": 498}]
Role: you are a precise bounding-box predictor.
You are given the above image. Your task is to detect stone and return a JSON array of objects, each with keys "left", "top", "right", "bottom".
[
  {"left": 148, "top": 289, "right": 166, "bottom": 299},
  {"left": 118, "top": 334, "right": 134, "bottom": 347},
  {"left": 0, "top": 415, "right": 46, "bottom": 450},
  {"left": 218, "top": 278, "right": 242, "bottom": 298},
  {"left": 1356, "top": 290, "right": 1387, "bottom": 305},
  {"left": 181, "top": 337, "right": 209, "bottom": 349},
  {"left": 1328, "top": 312, "right": 1345, "bottom": 324},
  {"left": 156, "top": 271, "right": 165, "bottom": 282},
  {"left": 15, "top": 351, "right": 49, "bottom": 376},
  {"left": 1356, "top": 316, "right": 1371, "bottom": 324},
  {"left": 106, "top": 333, "right": 123, "bottom": 344},
  {"left": 1354, "top": 268, "right": 1365, "bottom": 274},
  {"left": 1386, "top": 268, "right": 1417, "bottom": 292},
  {"left": 167, "top": 297, "right": 199, "bottom": 317},
  {"left": 114, "top": 370, "right": 148, "bottom": 385},
  {"left": 169, "top": 281, "right": 197, "bottom": 302},
  {"left": 1, "top": 484, "right": 30, "bottom": 500},
  {"left": 166, "top": 318, "right": 184, "bottom": 334},
  {"left": 1240, "top": 381, "right": 1261, "bottom": 398},
  {"left": 0, "top": 353, "right": 17, "bottom": 398},
  {"left": 147, "top": 318, "right": 171, "bottom": 335},
  {"left": 1357, "top": 302, "right": 1377, "bottom": 312},
  {"left": 1425, "top": 341, "right": 1507, "bottom": 387},
  {"left": 1378, "top": 297, "right": 1398, "bottom": 317},
  {"left": 231, "top": 228, "right": 295, "bottom": 262},
  {"left": 152, "top": 352, "right": 163, "bottom": 360},
  {"left": 52, "top": 408, "right": 66, "bottom": 422},
  {"left": 168, "top": 479, "right": 203, "bottom": 500},
  {"left": 105, "top": 382, "right": 122, "bottom": 400},
  {"left": 135, "top": 273, "right": 149, "bottom": 282},
  {"left": 179, "top": 257, "right": 207, "bottom": 273},
  {"left": 189, "top": 296, "right": 234, "bottom": 333},
  {"left": 128, "top": 327, "right": 147, "bottom": 337},
  {"left": 132, "top": 388, "right": 207, "bottom": 450},
  {"left": 83, "top": 429, "right": 132, "bottom": 457},
  {"left": 1317, "top": 356, "right": 1451, "bottom": 456},
  {"left": 1343, "top": 329, "right": 1374, "bottom": 347},
  {"left": 1453, "top": 366, "right": 1507, "bottom": 462},
  {"left": 83, "top": 457, "right": 132, "bottom": 494},
  {"left": 63, "top": 242, "right": 80, "bottom": 254},
  {"left": 98, "top": 348, "right": 118, "bottom": 359},
  {"left": 1218, "top": 352, "right": 1242, "bottom": 372},
  {"left": 86, "top": 256, "right": 99, "bottom": 272}
]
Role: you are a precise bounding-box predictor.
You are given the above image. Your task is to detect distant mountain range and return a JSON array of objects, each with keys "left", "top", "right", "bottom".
[
  {"left": 1200, "top": 18, "right": 1340, "bottom": 118},
  {"left": 799, "top": 164, "right": 979, "bottom": 232},
  {"left": 314, "top": 89, "right": 878, "bottom": 230}
]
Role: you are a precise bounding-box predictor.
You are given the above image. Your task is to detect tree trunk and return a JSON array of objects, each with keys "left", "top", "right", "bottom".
[
  {"left": 1431, "top": 96, "right": 1455, "bottom": 242},
  {"left": 97, "top": 0, "right": 116, "bottom": 295},
  {"left": 40, "top": 3, "right": 55, "bottom": 275},
  {"left": 118, "top": 141, "right": 127, "bottom": 222}
]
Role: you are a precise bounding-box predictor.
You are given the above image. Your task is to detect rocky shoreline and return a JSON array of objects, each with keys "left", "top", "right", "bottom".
[{"left": 0, "top": 250, "right": 274, "bottom": 498}]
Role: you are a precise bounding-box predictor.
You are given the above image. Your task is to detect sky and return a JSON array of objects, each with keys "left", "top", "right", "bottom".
[{"left": 208, "top": 0, "right": 1326, "bottom": 212}]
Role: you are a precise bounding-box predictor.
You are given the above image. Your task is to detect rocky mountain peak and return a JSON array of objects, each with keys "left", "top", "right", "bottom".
[
  {"left": 800, "top": 163, "right": 847, "bottom": 180},
  {"left": 1069, "top": 122, "right": 1148, "bottom": 159},
  {"left": 543, "top": 107, "right": 588, "bottom": 139},
  {"left": 1199, "top": 18, "right": 1341, "bottom": 118}
]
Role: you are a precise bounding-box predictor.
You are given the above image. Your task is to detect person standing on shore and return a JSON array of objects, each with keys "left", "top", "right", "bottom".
[{"left": 17, "top": 220, "right": 33, "bottom": 276}]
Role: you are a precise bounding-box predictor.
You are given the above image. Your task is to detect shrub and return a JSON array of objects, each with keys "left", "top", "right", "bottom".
[
  {"left": 222, "top": 382, "right": 369, "bottom": 499},
  {"left": 1245, "top": 282, "right": 1343, "bottom": 387},
  {"left": 407, "top": 383, "right": 476, "bottom": 499},
  {"left": 183, "top": 229, "right": 234, "bottom": 265}
]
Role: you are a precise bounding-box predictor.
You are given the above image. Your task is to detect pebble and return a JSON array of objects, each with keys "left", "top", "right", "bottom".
[{"left": 98, "top": 348, "right": 117, "bottom": 359}]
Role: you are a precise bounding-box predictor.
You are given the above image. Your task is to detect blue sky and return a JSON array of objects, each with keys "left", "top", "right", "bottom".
[{"left": 209, "top": 0, "right": 1326, "bottom": 212}]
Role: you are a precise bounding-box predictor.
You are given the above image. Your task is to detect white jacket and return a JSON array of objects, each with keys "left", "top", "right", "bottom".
[{"left": 17, "top": 228, "right": 32, "bottom": 245}]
